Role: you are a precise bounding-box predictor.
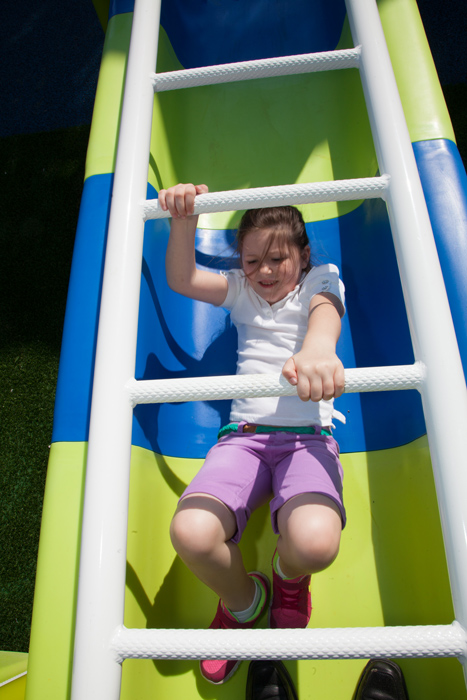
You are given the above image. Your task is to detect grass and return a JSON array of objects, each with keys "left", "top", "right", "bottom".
[{"left": 0, "top": 125, "right": 90, "bottom": 651}]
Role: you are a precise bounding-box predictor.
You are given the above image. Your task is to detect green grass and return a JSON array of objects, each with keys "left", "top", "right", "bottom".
[
  {"left": 0, "top": 125, "right": 90, "bottom": 652},
  {"left": 0, "top": 345, "right": 57, "bottom": 650}
]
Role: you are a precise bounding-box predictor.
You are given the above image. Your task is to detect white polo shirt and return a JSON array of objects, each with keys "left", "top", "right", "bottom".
[{"left": 221, "top": 264, "right": 346, "bottom": 427}]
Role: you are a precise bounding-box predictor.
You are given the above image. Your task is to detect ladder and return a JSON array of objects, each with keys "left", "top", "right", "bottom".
[{"left": 70, "top": 0, "right": 467, "bottom": 697}]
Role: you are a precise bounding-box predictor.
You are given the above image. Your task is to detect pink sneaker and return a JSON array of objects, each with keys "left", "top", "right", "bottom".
[
  {"left": 269, "top": 554, "right": 311, "bottom": 629},
  {"left": 200, "top": 572, "right": 269, "bottom": 684}
]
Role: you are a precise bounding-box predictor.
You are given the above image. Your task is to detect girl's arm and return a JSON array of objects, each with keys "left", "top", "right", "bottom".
[
  {"left": 282, "top": 292, "right": 345, "bottom": 402},
  {"left": 162, "top": 183, "right": 228, "bottom": 305}
]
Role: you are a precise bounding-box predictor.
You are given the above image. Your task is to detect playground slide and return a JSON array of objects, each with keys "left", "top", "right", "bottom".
[{"left": 23, "top": 0, "right": 467, "bottom": 698}]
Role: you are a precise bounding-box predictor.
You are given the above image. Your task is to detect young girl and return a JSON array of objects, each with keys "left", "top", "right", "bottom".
[{"left": 160, "top": 183, "right": 346, "bottom": 684}]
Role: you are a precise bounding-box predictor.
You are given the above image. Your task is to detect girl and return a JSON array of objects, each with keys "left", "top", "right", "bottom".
[{"left": 160, "top": 183, "right": 346, "bottom": 684}]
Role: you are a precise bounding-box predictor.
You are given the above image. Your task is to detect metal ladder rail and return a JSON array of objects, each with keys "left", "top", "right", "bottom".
[
  {"left": 70, "top": 0, "right": 467, "bottom": 698},
  {"left": 345, "top": 0, "right": 467, "bottom": 685},
  {"left": 70, "top": 1, "right": 164, "bottom": 698}
]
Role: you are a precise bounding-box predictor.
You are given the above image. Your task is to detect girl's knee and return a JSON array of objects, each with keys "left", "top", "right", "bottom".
[
  {"left": 308, "top": 527, "right": 341, "bottom": 570},
  {"left": 170, "top": 495, "right": 236, "bottom": 560},
  {"left": 289, "top": 524, "right": 340, "bottom": 572},
  {"left": 170, "top": 508, "right": 217, "bottom": 559},
  {"left": 277, "top": 494, "right": 342, "bottom": 573}
]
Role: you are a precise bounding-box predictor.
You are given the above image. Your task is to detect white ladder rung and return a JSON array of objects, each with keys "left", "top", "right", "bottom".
[
  {"left": 151, "top": 47, "right": 361, "bottom": 93},
  {"left": 127, "top": 363, "right": 425, "bottom": 406},
  {"left": 112, "top": 622, "right": 467, "bottom": 663},
  {"left": 142, "top": 176, "right": 390, "bottom": 220}
]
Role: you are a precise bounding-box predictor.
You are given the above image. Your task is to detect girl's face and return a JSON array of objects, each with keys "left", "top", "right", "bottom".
[{"left": 241, "top": 228, "right": 310, "bottom": 304}]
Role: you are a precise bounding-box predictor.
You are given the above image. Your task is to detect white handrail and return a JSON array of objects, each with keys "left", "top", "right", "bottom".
[
  {"left": 127, "top": 363, "right": 426, "bottom": 406},
  {"left": 70, "top": 1, "right": 163, "bottom": 699},
  {"left": 143, "top": 176, "right": 389, "bottom": 219},
  {"left": 345, "top": 0, "right": 467, "bottom": 684},
  {"left": 112, "top": 622, "right": 467, "bottom": 663},
  {"left": 151, "top": 47, "right": 361, "bottom": 92}
]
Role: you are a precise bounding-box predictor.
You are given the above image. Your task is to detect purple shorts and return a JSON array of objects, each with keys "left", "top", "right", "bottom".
[{"left": 180, "top": 424, "right": 346, "bottom": 543}]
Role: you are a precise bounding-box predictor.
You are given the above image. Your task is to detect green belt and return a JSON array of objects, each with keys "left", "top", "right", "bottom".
[{"left": 218, "top": 423, "right": 332, "bottom": 440}]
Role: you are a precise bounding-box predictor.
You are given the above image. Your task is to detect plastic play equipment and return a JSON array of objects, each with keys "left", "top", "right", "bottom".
[
  {"left": 0, "top": 653, "right": 28, "bottom": 700},
  {"left": 24, "top": 0, "right": 467, "bottom": 698}
]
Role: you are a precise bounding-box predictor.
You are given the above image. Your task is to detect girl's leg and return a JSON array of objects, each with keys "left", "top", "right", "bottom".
[
  {"left": 270, "top": 493, "right": 342, "bottom": 629},
  {"left": 276, "top": 493, "right": 342, "bottom": 577},
  {"left": 170, "top": 492, "right": 256, "bottom": 612},
  {"left": 171, "top": 492, "right": 270, "bottom": 684}
]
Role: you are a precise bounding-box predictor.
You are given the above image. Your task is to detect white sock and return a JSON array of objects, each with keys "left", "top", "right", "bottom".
[
  {"left": 229, "top": 580, "right": 262, "bottom": 623},
  {"left": 275, "top": 554, "right": 306, "bottom": 582},
  {"left": 276, "top": 556, "right": 289, "bottom": 580}
]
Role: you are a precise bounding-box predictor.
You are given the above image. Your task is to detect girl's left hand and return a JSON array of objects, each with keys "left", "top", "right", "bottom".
[{"left": 282, "top": 351, "right": 345, "bottom": 402}]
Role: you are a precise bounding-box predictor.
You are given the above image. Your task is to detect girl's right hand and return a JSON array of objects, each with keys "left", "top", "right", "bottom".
[
  {"left": 164, "top": 181, "right": 228, "bottom": 305},
  {"left": 159, "top": 183, "right": 209, "bottom": 220}
]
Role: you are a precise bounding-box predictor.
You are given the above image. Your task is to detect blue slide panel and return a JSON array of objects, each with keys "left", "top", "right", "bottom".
[
  {"left": 414, "top": 139, "right": 467, "bottom": 379},
  {"left": 52, "top": 173, "right": 112, "bottom": 443},
  {"left": 109, "top": 0, "right": 347, "bottom": 67}
]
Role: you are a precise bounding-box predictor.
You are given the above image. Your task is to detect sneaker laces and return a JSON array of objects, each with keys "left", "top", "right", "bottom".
[{"left": 275, "top": 576, "right": 310, "bottom": 611}]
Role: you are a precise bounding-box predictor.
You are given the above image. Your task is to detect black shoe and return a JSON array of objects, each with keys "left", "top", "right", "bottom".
[
  {"left": 353, "top": 659, "right": 409, "bottom": 700},
  {"left": 246, "top": 661, "right": 298, "bottom": 700}
]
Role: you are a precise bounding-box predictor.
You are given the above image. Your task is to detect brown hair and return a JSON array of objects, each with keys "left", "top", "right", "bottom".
[{"left": 236, "top": 205, "right": 311, "bottom": 273}]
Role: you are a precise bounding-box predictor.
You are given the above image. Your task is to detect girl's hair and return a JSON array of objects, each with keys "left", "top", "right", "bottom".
[{"left": 236, "top": 205, "right": 311, "bottom": 272}]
